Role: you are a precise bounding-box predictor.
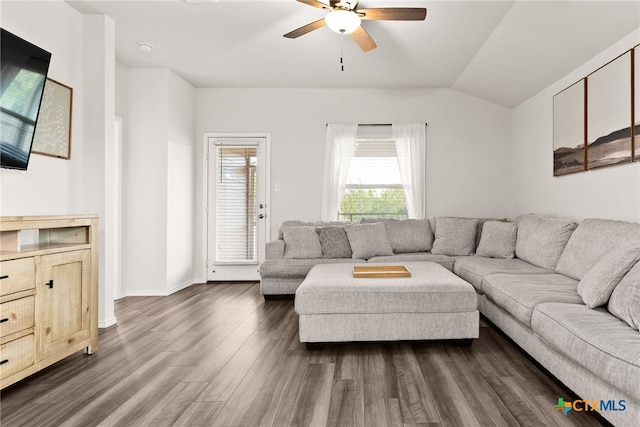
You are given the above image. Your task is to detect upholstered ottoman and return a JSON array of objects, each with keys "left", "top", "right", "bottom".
[{"left": 294, "top": 262, "right": 479, "bottom": 346}]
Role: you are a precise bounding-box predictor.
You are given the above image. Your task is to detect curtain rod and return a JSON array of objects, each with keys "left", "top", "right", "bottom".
[{"left": 325, "top": 123, "right": 428, "bottom": 126}]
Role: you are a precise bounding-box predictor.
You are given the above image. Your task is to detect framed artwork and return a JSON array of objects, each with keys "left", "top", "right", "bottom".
[
  {"left": 586, "top": 51, "right": 633, "bottom": 170},
  {"left": 553, "top": 79, "right": 586, "bottom": 176},
  {"left": 634, "top": 44, "right": 639, "bottom": 161},
  {"left": 32, "top": 78, "right": 72, "bottom": 159}
]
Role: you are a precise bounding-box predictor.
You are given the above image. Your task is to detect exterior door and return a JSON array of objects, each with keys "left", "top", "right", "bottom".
[{"left": 207, "top": 136, "right": 268, "bottom": 281}]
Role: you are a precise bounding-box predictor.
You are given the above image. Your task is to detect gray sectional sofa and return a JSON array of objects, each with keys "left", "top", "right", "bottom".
[{"left": 259, "top": 215, "right": 640, "bottom": 426}]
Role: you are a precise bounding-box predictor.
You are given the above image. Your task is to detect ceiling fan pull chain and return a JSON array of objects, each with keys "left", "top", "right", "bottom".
[{"left": 340, "top": 31, "right": 345, "bottom": 72}]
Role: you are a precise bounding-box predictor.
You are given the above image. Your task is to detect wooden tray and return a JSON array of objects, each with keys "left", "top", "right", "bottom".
[{"left": 352, "top": 265, "right": 411, "bottom": 278}]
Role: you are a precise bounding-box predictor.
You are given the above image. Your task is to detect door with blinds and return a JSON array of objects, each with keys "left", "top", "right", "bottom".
[{"left": 207, "top": 137, "right": 268, "bottom": 281}]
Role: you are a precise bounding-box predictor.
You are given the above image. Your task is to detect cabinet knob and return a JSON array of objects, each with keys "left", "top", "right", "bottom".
[
  {"left": 0, "top": 360, "right": 8, "bottom": 365},
  {"left": 0, "top": 318, "right": 8, "bottom": 324},
  {"left": 46, "top": 280, "right": 54, "bottom": 289}
]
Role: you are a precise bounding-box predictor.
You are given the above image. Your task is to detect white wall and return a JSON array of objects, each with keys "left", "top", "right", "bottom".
[
  {"left": 512, "top": 30, "right": 640, "bottom": 223},
  {"left": 122, "top": 68, "right": 195, "bottom": 295},
  {"left": 82, "top": 14, "right": 117, "bottom": 328},
  {"left": 0, "top": 1, "right": 116, "bottom": 328},
  {"left": 0, "top": 1, "right": 84, "bottom": 215},
  {"left": 194, "top": 88, "right": 512, "bottom": 280},
  {"left": 167, "top": 72, "right": 195, "bottom": 293}
]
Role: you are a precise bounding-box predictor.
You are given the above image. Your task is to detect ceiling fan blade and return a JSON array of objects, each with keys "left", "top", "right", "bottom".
[
  {"left": 359, "top": 8, "right": 427, "bottom": 21},
  {"left": 283, "top": 18, "right": 326, "bottom": 39},
  {"left": 351, "top": 26, "right": 376, "bottom": 52},
  {"left": 296, "top": 0, "right": 330, "bottom": 9}
]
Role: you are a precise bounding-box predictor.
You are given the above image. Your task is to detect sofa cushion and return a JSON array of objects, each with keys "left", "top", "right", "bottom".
[
  {"left": 555, "top": 218, "right": 640, "bottom": 280},
  {"left": 368, "top": 253, "right": 454, "bottom": 271},
  {"left": 282, "top": 226, "right": 323, "bottom": 259},
  {"left": 476, "top": 221, "right": 517, "bottom": 259},
  {"left": 532, "top": 302, "right": 640, "bottom": 402},
  {"left": 482, "top": 273, "right": 581, "bottom": 327},
  {"left": 316, "top": 226, "right": 352, "bottom": 259},
  {"left": 452, "top": 257, "right": 552, "bottom": 292},
  {"left": 259, "top": 258, "right": 366, "bottom": 279},
  {"left": 362, "top": 218, "right": 433, "bottom": 253},
  {"left": 431, "top": 217, "right": 479, "bottom": 256},
  {"left": 608, "top": 260, "right": 640, "bottom": 330},
  {"left": 515, "top": 214, "right": 576, "bottom": 270},
  {"left": 278, "top": 220, "right": 348, "bottom": 239},
  {"left": 344, "top": 223, "right": 394, "bottom": 260},
  {"left": 578, "top": 246, "right": 640, "bottom": 308}
]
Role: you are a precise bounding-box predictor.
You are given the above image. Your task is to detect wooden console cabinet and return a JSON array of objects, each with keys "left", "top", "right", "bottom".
[{"left": 0, "top": 215, "right": 98, "bottom": 389}]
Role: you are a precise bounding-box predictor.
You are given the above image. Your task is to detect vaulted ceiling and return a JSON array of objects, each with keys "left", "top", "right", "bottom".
[{"left": 69, "top": 0, "right": 640, "bottom": 107}]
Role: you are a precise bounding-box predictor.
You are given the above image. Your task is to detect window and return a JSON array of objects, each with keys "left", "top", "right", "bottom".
[
  {"left": 338, "top": 138, "right": 408, "bottom": 221},
  {"left": 321, "top": 123, "right": 426, "bottom": 221},
  {"left": 214, "top": 145, "right": 258, "bottom": 263}
]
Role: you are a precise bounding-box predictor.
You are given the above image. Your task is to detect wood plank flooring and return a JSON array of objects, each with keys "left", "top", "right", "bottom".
[{"left": 0, "top": 282, "right": 609, "bottom": 426}]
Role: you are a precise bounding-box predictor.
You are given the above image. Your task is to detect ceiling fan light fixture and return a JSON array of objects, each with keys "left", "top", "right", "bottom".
[{"left": 325, "top": 10, "right": 361, "bottom": 34}]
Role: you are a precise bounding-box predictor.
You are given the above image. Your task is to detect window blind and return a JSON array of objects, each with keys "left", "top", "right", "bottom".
[
  {"left": 340, "top": 139, "right": 407, "bottom": 221},
  {"left": 215, "top": 146, "right": 258, "bottom": 263}
]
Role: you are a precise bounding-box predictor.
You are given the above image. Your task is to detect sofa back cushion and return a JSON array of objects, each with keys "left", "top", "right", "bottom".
[
  {"left": 515, "top": 214, "right": 576, "bottom": 269},
  {"left": 344, "top": 223, "right": 394, "bottom": 260},
  {"left": 278, "top": 220, "right": 348, "bottom": 239},
  {"left": 361, "top": 218, "right": 433, "bottom": 253},
  {"left": 431, "top": 217, "right": 479, "bottom": 256},
  {"left": 608, "top": 261, "right": 640, "bottom": 330},
  {"left": 282, "top": 226, "right": 323, "bottom": 259},
  {"left": 476, "top": 221, "right": 517, "bottom": 259},
  {"left": 555, "top": 218, "right": 640, "bottom": 280},
  {"left": 577, "top": 246, "right": 640, "bottom": 308},
  {"left": 316, "top": 226, "right": 352, "bottom": 259}
]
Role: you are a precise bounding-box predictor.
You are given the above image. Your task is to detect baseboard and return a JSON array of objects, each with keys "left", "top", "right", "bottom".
[
  {"left": 99, "top": 316, "right": 117, "bottom": 329},
  {"left": 166, "top": 280, "right": 195, "bottom": 295},
  {"left": 122, "top": 280, "right": 195, "bottom": 297}
]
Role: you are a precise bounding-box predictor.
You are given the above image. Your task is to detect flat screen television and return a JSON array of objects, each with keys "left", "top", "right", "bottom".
[{"left": 0, "top": 28, "right": 51, "bottom": 170}]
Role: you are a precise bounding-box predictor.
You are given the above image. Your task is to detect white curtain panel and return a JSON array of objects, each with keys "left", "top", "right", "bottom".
[
  {"left": 321, "top": 124, "right": 358, "bottom": 221},
  {"left": 393, "top": 123, "right": 426, "bottom": 219}
]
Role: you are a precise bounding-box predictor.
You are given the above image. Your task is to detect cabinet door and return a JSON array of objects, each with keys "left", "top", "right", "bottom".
[{"left": 36, "top": 250, "right": 91, "bottom": 358}]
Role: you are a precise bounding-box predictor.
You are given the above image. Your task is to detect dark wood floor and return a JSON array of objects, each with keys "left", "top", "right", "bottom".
[{"left": 0, "top": 282, "right": 608, "bottom": 427}]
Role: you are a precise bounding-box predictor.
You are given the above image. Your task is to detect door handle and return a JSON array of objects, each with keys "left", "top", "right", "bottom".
[{"left": 258, "top": 214, "right": 265, "bottom": 219}]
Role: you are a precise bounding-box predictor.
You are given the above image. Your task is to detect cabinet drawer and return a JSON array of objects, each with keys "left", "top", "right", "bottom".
[
  {"left": 0, "top": 297, "right": 34, "bottom": 338},
  {"left": 0, "top": 334, "right": 35, "bottom": 380},
  {"left": 0, "top": 258, "right": 36, "bottom": 297}
]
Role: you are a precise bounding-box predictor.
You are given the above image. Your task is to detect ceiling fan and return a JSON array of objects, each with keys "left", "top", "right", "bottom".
[{"left": 283, "top": 0, "right": 427, "bottom": 52}]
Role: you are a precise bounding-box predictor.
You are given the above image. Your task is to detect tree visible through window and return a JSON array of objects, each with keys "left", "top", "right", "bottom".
[{"left": 338, "top": 139, "right": 408, "bottom": 221}]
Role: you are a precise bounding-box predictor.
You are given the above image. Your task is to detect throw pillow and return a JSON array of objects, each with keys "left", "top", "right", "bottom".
[
  {"left": 578, "top": 246, "right": 640, "bottom": 308},
  {"left": 343, "top": 223, "right": 394, "bottom": 260},
  {"left": 282, "top": 226, "right": 323, "bottom": 259},
  {"left": 476, "top": 221, "right": 517, "bottom": 259},
  {"left": 608, "top": 260, "right": 640, "bottom": 330},
  {"left": 431, "top": 217, "right": 479, "bottom": 256},
  {"left": 361, "top": 218, "right": 433, "bottom": 253},
  {"left": 515, "top": 214, "right": 576, "bottom": 270},
  {"left": 316, "top": 226, "right": 352, "bottom": 259},
  {"left": 555, "top": 218, "right": 640, "bottom": 280}
]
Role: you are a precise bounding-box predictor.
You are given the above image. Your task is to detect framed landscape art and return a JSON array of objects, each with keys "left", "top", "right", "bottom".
[
  {"left": 32, "top": 78, "right": 72, "bottom": 159},
  {"left": 586, "top": 51, "right": 633, "bottom": 170},
  {"left": 553, "top": 79, "right": 585, "bottom": 176},
  {"left": 635, "top": 44, "right": 639, "bottom": 161}
]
